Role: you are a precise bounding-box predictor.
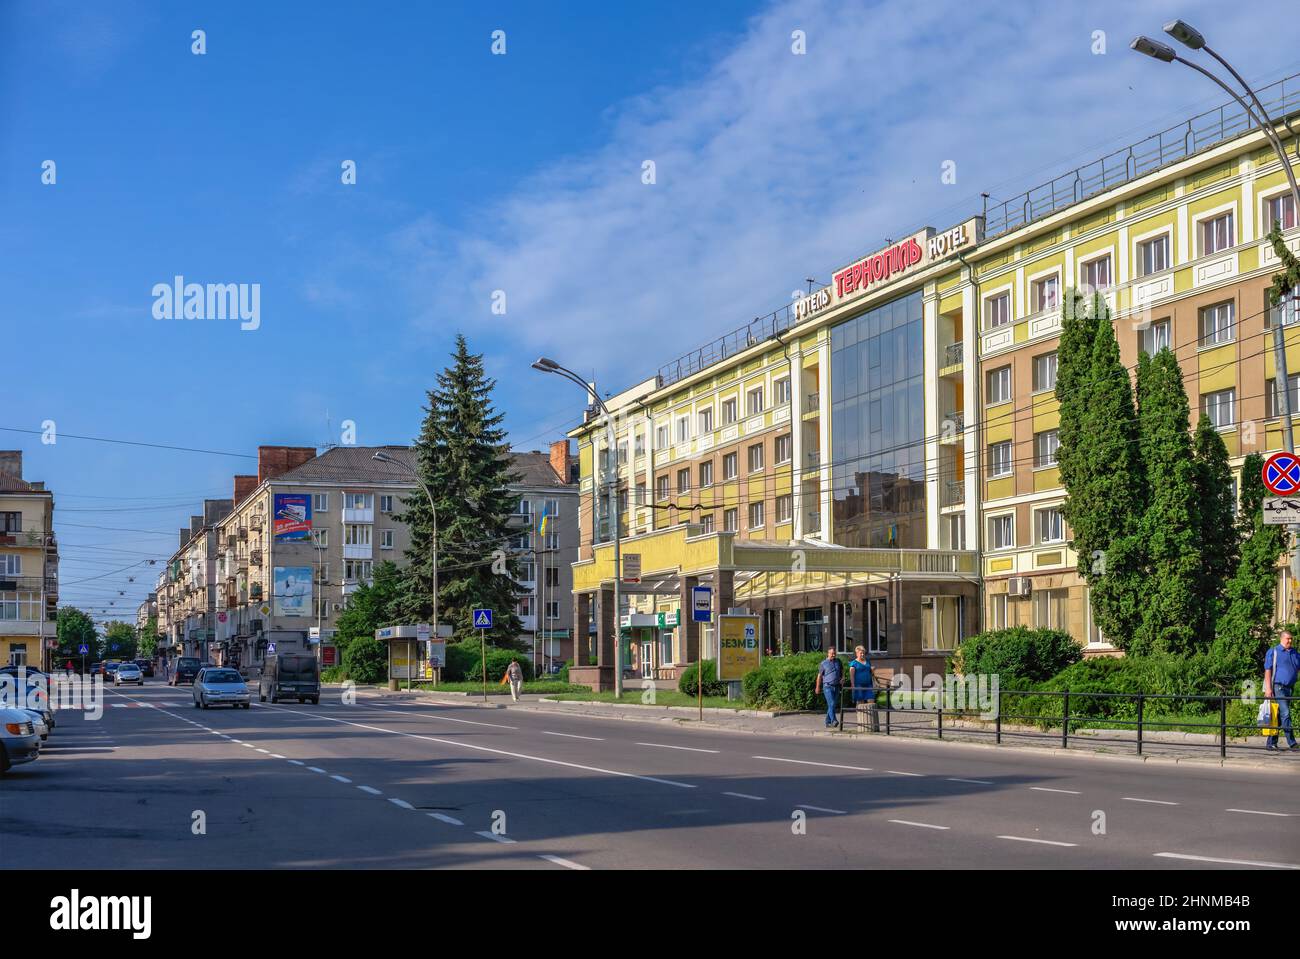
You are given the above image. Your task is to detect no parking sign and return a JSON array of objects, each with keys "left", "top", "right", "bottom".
[{"left": 1263, "top": 452, "right": 1300, "bottom": 496}]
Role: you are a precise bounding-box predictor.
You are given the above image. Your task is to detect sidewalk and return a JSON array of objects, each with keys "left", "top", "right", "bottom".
[{"left": 348, "top": 685, "right": 1298, "bottom": 773}]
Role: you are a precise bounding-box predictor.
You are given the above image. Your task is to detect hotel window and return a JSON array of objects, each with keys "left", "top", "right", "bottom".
[
  {"left": 344, "top": 492, "right": 373, "bottom": 510},
  {"left": 698, "top": 407, "right": 714, "bottom": 434},
  {"left": 723, "top": 452, "right": 738, "bottom": 480},
  {"left": 747, "top": 443, "right": 765, "bottom": 473},
  {"left": 1267, "top": 375, "right": 1300, "bottom": 418},
  {"left": 1198, "top": 211, "right": 1234, "bottom": 256},
  {"left": 722, "top": 398, "right": 738, "bottom": 425},
  {"left": 985, "top": 291, "right": 1011, "bottom": 329},
  {"left": 699, "top": 461, "right": 714, "bottom": 487},
  {"left": 656, "top": 476, "right": 669, "bottom": 500},
  {"left": 1035, "top": 506, "right": 1065, "bottom": 544},
  {"left": 987, "top": 440, "right": 1013, "bottom": 478},
  {"left": 676, "top": 468, "right": 690, "bottom": 494},
  {"left": 1202, "top": 388, "right": 1235, "bottom": 429},
  {"left": 1138, "top": 319, "right": 1171, "bottom": 356},
  {"left": 379, "top": 495, "right": 393, "bottom": 513},
  {"left": 1032, "top": 351, "right": 1057, "bottom": 392},
  {"left": 775, "top": 434, "right": 792, "bottom": 464},
  {"left": 656, "top": 425, "right": 670, "bottom": 448},
  {"left": 747, "top": 387, "right": 765, "bottom": 416},
  {"left": 1034, "top": 588, "right": 1069, "bottom": 631},
  {"left": 1199, "top": 301, "right": 1235, "bottom": 346},
  {"left": 380, "top": 530, "right": 393, "bottom": 550},
  {"left": 775, "top": 378, "right": 791, "bottom": 405},
  {"left": 312, "top": 493, "right": 328, "bottom": 512},
  {"left": 921, "top": 595, "right": 963, "bottom": 651},
  {"left": 676, "top": 416, "right": 690, "bottom": 444},
  {"left": 723, "top": 508, "right": 738, "bottom": 532},
  {"left": 988, "top": 514, "right": 1014, "bottom": 550},
  {"left": 1137, "top": 234, "right": 1170, "bottom": 276},
  {"left": 1264, "top": 192, "right": 1297, "bottom": 233},
  {"left": 748, "top": 501, "right": 765, "bottom": 530},
  {"left": 986, "top": 365, "right": 1012, "bottom": 404},
  {"left": 1034, "top": 429, "right": 1059, "bottom": 468},
  {"left": 700, "top": 514, "right": 715, "bottom": 534},
  {"left": 989, "top": 593, "right": 1009, "bottom": 631},
  {"left": 776, "top": 494, "right": 792, "bottom": 523},
  {"left": 1030, "top": 274, "right": 1060, "bottom": 312},
  {"left": 1080, "top": 254, "right": 1112, "bottom": 292}
]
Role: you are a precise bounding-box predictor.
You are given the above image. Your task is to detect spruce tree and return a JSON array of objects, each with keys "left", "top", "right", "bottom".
[
  {"left": 395, "top": 335, "right": 524, "bottom": 645},
  {"left": 1217, "top": 453, "right": 1287, "bottom": 665},
  {"left": 1191, "top": 412, "right": 1238, "bottom": 637}
]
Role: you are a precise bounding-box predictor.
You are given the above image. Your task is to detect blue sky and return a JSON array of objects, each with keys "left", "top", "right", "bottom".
[{"left": 2, "top": 0, "right": 1296, "bottom": 620}]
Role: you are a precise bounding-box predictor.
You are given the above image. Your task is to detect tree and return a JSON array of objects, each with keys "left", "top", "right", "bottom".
[
  {"left": 1217, "top": 453, "right": 1287, "bottom": 665},
  {"left": 103, "top": 621, "right": 138, "bottom": 661},
  {"left": 55, "top": 607, "right": 99, "bottom": 666},
  {"left": 333, "top": 560, "right": 403, "bottom": 656},
  {"left": 1191, "top": 412, "right": 1238, "bottom": 636},
  {"left": 395, "top": 334, "right": 523, "bottom": 645}
]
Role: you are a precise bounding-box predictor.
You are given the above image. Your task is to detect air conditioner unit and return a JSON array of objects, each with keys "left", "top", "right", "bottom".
[
  {"left": 1008, "top": 577, "right": 1033, "bottom": 597},
  {"left": 331, "top": 603, "right": 343, "bottom": 612}
]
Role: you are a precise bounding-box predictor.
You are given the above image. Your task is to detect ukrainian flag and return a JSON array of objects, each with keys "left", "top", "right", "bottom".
[{"left": 538, "top": 503, "right": 553, "bottom": 537}]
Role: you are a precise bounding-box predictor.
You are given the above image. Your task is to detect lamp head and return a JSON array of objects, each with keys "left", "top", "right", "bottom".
[
  {"left": 533, "top": 357, "right": 561, "bottom": 372},
  {"left": 1163, "top": 19, "right": 1205, "bottom": 50},
  {"left": 1131, "top": 36, "right": 1177, "bottom": 62},
  {"left": 371, "top": 451, "right": 392, "bottom": 463}
]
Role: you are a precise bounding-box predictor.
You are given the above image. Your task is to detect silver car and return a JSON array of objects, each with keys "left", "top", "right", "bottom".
[
  {"left": 192, "top": 667, "right": 251, "bottom": 709},
  {"left": 114, "top": 662, "right": 144, "bottom": 686},
  {"left": 0, "top": 707, "right": 41, "bottom": 775}
]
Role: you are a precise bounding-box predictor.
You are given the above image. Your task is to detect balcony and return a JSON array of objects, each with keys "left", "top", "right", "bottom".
[
  {"left": 804, "top": 511, "right": 822, "bottom": 535},
  {"left": 249, "top": 548, "right": 263, "bottom": 567},
  {"left": 943, "top": 342, "right": 964, "bottom": 368},
  {"left": 806, "top": 450, "right": 821, "bottom": 470},
  {"left": 940, "top": 411, "right": 965, "bottom": 442},
  {"left": 943, "top": 480, "right": 965, "bottom": 506},
  {"left": 804, "top": 392, "right": 820, "bottom": 414},
  {"left": 343, "top": 505, "right": 375, "bottom": 524}
]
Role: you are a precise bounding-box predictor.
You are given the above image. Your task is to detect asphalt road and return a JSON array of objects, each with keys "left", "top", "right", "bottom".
[{"left": 3, "top": 681, "right": 1297, "bottom": 870}]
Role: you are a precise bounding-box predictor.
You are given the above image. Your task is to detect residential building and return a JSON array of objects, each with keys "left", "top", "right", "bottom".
[{"left": 0, "top": 451, "right": 58, "bottom": 669}]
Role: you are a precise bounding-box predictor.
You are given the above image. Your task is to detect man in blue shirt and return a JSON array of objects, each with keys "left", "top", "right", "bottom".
[
  {"left": 1264, "top": 631, "right": 1299, "bottom": 751},
  {"left": 814, "top": 647, "right": 843, "bottom": 728}
]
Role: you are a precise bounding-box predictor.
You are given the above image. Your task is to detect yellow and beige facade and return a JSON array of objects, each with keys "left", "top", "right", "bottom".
[{"left": 0, "top": 451, "right": 59, "bottom": 669}]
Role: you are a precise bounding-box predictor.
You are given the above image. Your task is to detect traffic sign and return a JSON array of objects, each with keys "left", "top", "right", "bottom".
[
  {"left": 1263, "top": 497, "right": 1300, "bottom": 525},
  {"left": 78, "top": 644, "right": 89, "bottom": 655},
  {"left": 266, "top": 642, "right": 276, "bottom": 653},
  {"left": 472, "top": 608, "right": 494, "bottom": 629},
  {"left": 692, "top": 586, "right": 712, "bottom": 623},
  {"left": 622, "top": 553, "right": 642, "bottom": 584},
  {"left": 1263, "top": 452, "right": 1300, "bottom": 496}
]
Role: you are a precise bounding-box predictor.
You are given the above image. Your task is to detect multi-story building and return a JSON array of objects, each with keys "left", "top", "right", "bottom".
[
  {"left": 0, "top": 451, "right": 58, "bottom": 669},
  {"left": 156, "top": 499, "right": 233, "bottom": 659},
  {"left": 568, "top": 72, "right": 1300, "bottom": 687}
]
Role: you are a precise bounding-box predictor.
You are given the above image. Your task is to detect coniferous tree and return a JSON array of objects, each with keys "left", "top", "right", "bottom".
[
  {"left": 1055, "top": 289, "right": 1102, "bottom": 506},
  {"left": 1217, "top": 453, "right": 1287, "bottom": 665},
  {"left": 395, "top": 335, "right": 523, "bottom": 645},
  {"left": 1191, "top": 412, "right": 1238, "bottom": 638}
]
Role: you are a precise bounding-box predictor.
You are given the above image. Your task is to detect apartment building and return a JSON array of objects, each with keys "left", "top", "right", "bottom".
[
  {"left": 155, "top": 499, "right": 233, "bottom": 659},
  {"left": 0, "top": 451, "right": 58, "bottom": 669}
]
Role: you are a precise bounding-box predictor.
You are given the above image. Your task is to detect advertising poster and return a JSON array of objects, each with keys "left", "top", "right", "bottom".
[
  {"left": 717, "top": 614, "right": 762, "bottom": 681},
  {"left": 273, "top": 566, "right": 312, "bottom": 618},
  {"left": 273, "top": 493, "right": 312, "bottom": 542}
]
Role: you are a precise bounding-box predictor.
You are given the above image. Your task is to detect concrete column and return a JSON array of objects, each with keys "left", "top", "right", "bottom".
[
  {"left": 594, "top": 586, "right": 616, "bottom": 667},
  {"left": 715, "top": 570, "right": 735, "bottom": 615},
  {"left": 679, "top": 575, "right": 700, "bottom": 663},
  {"left": 961, "top": 280, "right": 981, "bottom": 553},
  {"left": 790, "top": 351, "right": 805, "bottom": 538},
  {"left": 573, "top": 592, "right": 590, "bottom": 664},
  {"left": 817, "top": 339, "right": 833, "bottom": 542}
]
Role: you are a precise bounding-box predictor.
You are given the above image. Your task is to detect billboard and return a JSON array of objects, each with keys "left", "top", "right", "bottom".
[
  {"left": 273, "top": 493, "right": 312, "bottom": 542},
  {"left": 273, "top": 566, "right": 312, "bottom": 618},
  {"left": 716, "top": 614, "right": 761, "bottom": 682}
]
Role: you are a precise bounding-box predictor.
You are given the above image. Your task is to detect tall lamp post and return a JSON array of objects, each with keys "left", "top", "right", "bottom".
[{"left": 532, "top": 357, "right": 624, "bottom": 697}]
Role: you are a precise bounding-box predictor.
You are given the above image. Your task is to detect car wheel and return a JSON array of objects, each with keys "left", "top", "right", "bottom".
[
  {"left": 259, "top": 691, "right": 266, "bottom": 702},
  {"left": 270, "top": 695, "right": 278, "bottom": 704},
  {"left": 193, "top": 699, "right": 199, "bottom": 708},
  {"left": 299, "top": 697, "right": 305, "bottom": 704},
  {"left": 311, "top": 697, "right": 319, "bottom": 705},
  {"left": 201, "top": 697, "right": 209, "bottom": 709},
  {"left": 243, "top": 703, "right": 250, "bottom": 710}
]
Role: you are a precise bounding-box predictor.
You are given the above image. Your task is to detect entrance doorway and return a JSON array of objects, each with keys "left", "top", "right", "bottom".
[{"left": 640, "top": 640, "right": 654, "bottom": 679}]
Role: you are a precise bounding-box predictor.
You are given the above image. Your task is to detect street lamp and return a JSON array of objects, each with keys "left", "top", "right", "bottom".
[{"left": 532, "top": 356, "right": 625, "bottom": 697}]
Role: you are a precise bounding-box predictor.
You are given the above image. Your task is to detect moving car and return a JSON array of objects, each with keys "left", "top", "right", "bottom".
[
  {"left": 0, "top": 707, "right": 41, "bottom": 775},
  {"left": 134, "top": 659, "right": 154, "bottom": 678},
  {"left": 192, "top": 667, "right": 251, "bottom": 709},
  {"left": 169, "top": 657, "right": 202, "bottom": 686},
  {"left": 114, "top": 662, "right": 143, "bottom": 686},
  {"left": 259, "top": 653, "right": 320, "bottom": 704},
  {"left": 102, "top": 661, "right": 122, "bottom": 679}
]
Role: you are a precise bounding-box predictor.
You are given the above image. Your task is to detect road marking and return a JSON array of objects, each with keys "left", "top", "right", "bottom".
[
  {"left": 540, "top": 855, "right": 589, "bottom": 870},
  {"left": 111, "top": 703, "right": 126, "bottom": 708},
  {"left": 722, "top": 791, "right": 766, "bottom": 801},
  {"left": 542, "top": 731, "right": 605, "bottom": 741},
  {"left": 354, "top": 705, "right": 518, "bottom": 730},
  {"left": 269, "top": 753, "right": 286, "bottom": 759},
  {"left": 229, "top": 738, "right": 244, "bottom": 744},
  {"left": 796, "top": 804, "right": 847, "bottom": 815},
  {"left": 1123, "top": 797, "right": 1179, "bottom": 806},
  {"left": 948, "top": 777, "right": 994, "bottom": 785},
  {"left": 885, "top": 770, "right": 923, "bottom": 777},
  {"left": 358, "top": 785, "right": 382, "bottom": 795},
  {"left": 753, "top": 756, "right": 871, "bottom": 772},
  {"left": 389, "top": 798, "right": 414, "bottom": 810},
  {"left": 288, "top": 759, "right": 305, "bottom": 766},
  {"left": 1154, "top": 852, "right": 1300, "bottom": 869},
  {"left": 997, "top": 835, "right": 1078, "bottom": 847},
  {"left": 475, "top": 831, "right": 517, "bottom": 844},
  {"left": 888, "top": 819, "right": 950, "bottom": 830},
  {"left": 307, "top": 766, "right": 327, "bottom": 774},
  {"left": 255, "top": 748, "right": 270, "bottom": 754},
  {"left": 635, "top": 742, "right": 720, "bottom": 754},
  {"left": 330, "top": 774, "right": 352, "bottom": 783},
  {"left": 240, "top": 743, "right": 256, "bottom": 749},
  {"left": 1030, "top": 787, "right": 1081, "bottom": 795},
  {"left": 1226, "top": 808, "right": 1293, "bottom": 817},
  {"left": 429, "top": 813, "right": 463, "bottom": 826}
]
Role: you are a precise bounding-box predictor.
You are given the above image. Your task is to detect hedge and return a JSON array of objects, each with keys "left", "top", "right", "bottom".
[
  {"left": 742, "top": 652, "right": 835, "bottom": 711},
  {"left": 677, "top": 659, "right": 728, "bottom": 698},
  {"left": 341, "top": 636, "right": 388, "bottom": 685},
  {"left": 950, "top": 627, "right": 1081, "bottom": 684},
  {"left": 449, "top": 641, "right": 535, "bottom": 684}
]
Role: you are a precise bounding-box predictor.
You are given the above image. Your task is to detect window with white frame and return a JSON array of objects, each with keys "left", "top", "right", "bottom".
[
  {"left": 1034, "top": 429, "right": 1059, "bottom": 468},
  {"left": 986, "top": 365, "right": 1012, "bottom": 404},
  {"left": 698, "top": 407, "right": 714, "bottom": 434},
  {"left": 988, "top": 514, "right": 1014, "bottom": 550},
  {"left": 989, "top": 593, "right": 1009, "bottom": 631},
  {"left": 344, "top": 492, "right": 373, "bottom": 511},
  {"left": 775, "top": 434, "right": 792, "bottom": 464},
  {"left": 345, "top": 559, "right": 373, "bottom": 582},
  {"left": 985, "top": 291, "right": 1011, "bottom": 329},
  {"left": 722, "top": 398, "right": 738, "bottom": 425},
  {"left": 1264, "top": 192, "right": 1297, "bottom": 233},
  {"left": 747, "top": 443, "right": 765, "bottom": 473},
  {"left": 776, "top": 494, "right": 792, "bottom": 523},
  {"left": 1035, "top": 506, "right": 1065, "bottom": 543},
  {"left": 1137, "top": 233, "right": 1170, "bottom": 276},
  {"left": 1034, "top": 588, "right": 1069, "bottom": 631},
  {"left": 1032, "top": 351, "right": 1058, "bottom": 392},
  {"left": 775, "top": 378, "right": 791, "bottom": 405},
  {"left": 865, "top": 598, "right": 888, "bottom": 654},
  {"left": 1138, "top": 319, "right": 1171, "bottom": 356},
  {"left": 1080, "top": 253, "right": 1113, "bottom": 292},
  {"left": 945, "top": 514, "right": 966, "bottom": 550},
  {"left": 1199, "top": 301, "right": 1235, "bottom": 346},
  {"left": 655, "top": 476, "right": 668, "bottom": 500},
  {"left": 545, "top": 566, "right": 559, "bottom": 588},
  {"left": 380, "top": 529, "right": 393, "bottom": 550},
  {"left": 746, "top": 387, "right": 765, "bottom": 416},
  {"left": 546, "top": 600, "right": 560, "bottom": 620},
  {"left": 379, "top": 494, "right": 393, "bottom": 513},
  {"left": 313, "top": 493, "right": 329, "bottom": 512},
  {"left": 635, "top": 483, "right": 647, "bottom": 506},
  {"left": 1031, "top": 273, "right": 1060, "bottom": 312},
  {"left": 344, "top": 524, "right": 371, "bottom": 546},
  {"left": 1202, "top": 388, "right": 1235, "bottom": 428},
  {"left": 311, "top": 527, "right": 329, "bottom": 547},
  {"left": 676, "top": 468, "right": 690, "bottom": 494},
  {"left": 723, "top": 508, "right": 739, "bottom": 532},
  {"left": 1267, "top": 375, "right": 1300, "bottom": 419},
  {"left": 1198, "top": 211, "right": 1234, "bottom": 256},
  {"left": 921, "top": 595, "right": 963, "bottom": 651},
  {"left": 700, "top": 513, "right": 715, "bottom": 534},
  {"left": 0, "top": 555, "right": 20, "bottom": 576},
  {"left": 988, "top": 441, "right": 1013, "bottom": 478},
  {"left": 699, "top": 461, "right": 713, "bottom": 487},
  {"left": 518, "top": 596, "right": 535, "bottom": 618},
  {"left": 633, "top": 433, "right": 645, "bottom": 457},
  {"left": 748, "top": 501, "right": 765, "bottom": 530},
  {"left": 723, "top": 452, "right": 738, "bottom": 479},
  {"left": 517, "top": 559, "right": 535, "bottom": 582},
  {"left": 656, "top": 425, "right": 670, "bottom": 449},
  {"left": 675, "top": 416, "right": 690, "bottom": 444}
]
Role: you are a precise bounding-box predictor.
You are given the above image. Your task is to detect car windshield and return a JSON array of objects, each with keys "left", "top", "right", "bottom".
[
  {"left": 205, "top": 670, "right": 242, "bottom": 684},
  {"left": 178, "top": 658, "right": 200, "bottom": 669},
  {"left": 278, "top": 657, "right": 317, "bottom": 680}
]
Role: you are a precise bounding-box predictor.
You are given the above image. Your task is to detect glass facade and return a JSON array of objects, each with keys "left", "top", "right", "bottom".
[{"left": 830, "top": 290, "right": 926, "bottom": 547}]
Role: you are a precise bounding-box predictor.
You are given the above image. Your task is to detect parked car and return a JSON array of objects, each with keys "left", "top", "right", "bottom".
[
  {"left": 114, "top": 662, "right": 143, "bottom": 686},
  {"left": 88, "top": 662, "right": 102, "bottom": 676},
  {"left": 0, "top": 707, "right": 41, "bottom": 775},
  {"left": 170, "top": 657, "right": 202, "bottom": 686},
  {"left": 102, "top": 661, "right": 122, "bottom": 679},
  {"left": 259, "top": 653, "right": 320, "bottom": 704},
  {"left": 0, "top": 680, "right": 54, "bottom": 733},
  {"left": 134, "top": 659, "right": 154, "bottom": 678},
  {"left": 192, "top": 667, "right": 250, "bottom": 709}
]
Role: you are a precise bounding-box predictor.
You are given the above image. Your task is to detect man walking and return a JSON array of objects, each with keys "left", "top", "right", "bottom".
[
  {"left": 1264, "top": 630, "right": 1299, "bottom": 752},
  {"left": 506, "top": 658, "right": 524, "bottom": 703},
  {"left": 814, "top": 647, "right": 843, "bottom": 728}
]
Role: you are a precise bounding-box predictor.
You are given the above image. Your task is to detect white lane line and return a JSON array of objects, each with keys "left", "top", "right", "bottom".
[
  {"left": 635, "top": 742, "right": 720, "bottom": 754},
  {"left": 330, "top": 775, "right": 352, "bottom": 783},
  {"left": 1123, "top": 797, "right": 1179, "bottom": 806},
  {"left": 723, "top": 791, "right": 766, "bottom": 801},
  {"left": 542, "top": 731, "right": 605, "bottom": 741},
  {"left": 888, "top": 819, "right": 950, "bottom": 830},
  {"left": 240, "top": 743, "right": 256, "bottom": 749},
  {"left": 255, "top": 748, "right": 271, "bottom": 754},
  {"left": 885, "top": 770, "right": 923, "bottom": 777},
  {"left": 753, "top": 755, "right": 872, "bottom": 772},
  {"left": 110, "top": 703, "right": 126, "bottom": 708},
  {"left": 998, "top": 835, "right": 1078, "bottom": 847},
  {"left": 796, "top": 804, "right": 847, "bottom": 815},
  {"left": 229, "top": 738, "right": 244, "bottom": 744},
  {"left": 948, "top": 777, "right": 994, "bottom": 785},
  {"left": 252, "top": 702, "right": 697, "bottom": 789},
  {"left": 540, "top": 854, "right": 590, "bottom": 870},
  {"left": 358, "top": 786, "right": 383, "bottom": 795},
  {"left": 389, "top": 798, "right": 414, "bottom": 810},
  {"left": 429, "top": 813, "right": 463, "bottom": 826},
  {"left": 1030, "top": 787, "right": 1081, "bottom": 795},
  {"left": 1226, "top": 808, "right": 1293, "bottom": 817},
  {"left": 362, "top": 706, "right": 518, "bottom": 731},
  {"left": 475, "top": 831, "right": 517, "bottom": 844},
  {"left": 1154, "top": 852, "right": 1300, "bottom": 869},
  {"left": 288, "top": 759, "right": 305, "bottom": 766},
  {"left": 269, "top": 753, "right": 286, "bottom": 759},
  {"left": 307, "top": 766, "right": 327, "bottom": 774}
]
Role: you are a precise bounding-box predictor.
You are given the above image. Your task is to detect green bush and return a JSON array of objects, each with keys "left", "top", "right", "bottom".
[
  {"left": 342, "top": 636, "right": 388, "bottom": 685},
  {"left": 320, "top": 665, "right": 348, "bottom": 683},
  {"left": 952, "top": 627, "right": 1082, "bottom": 684},
  {"left": 455, "top": 644, "right": 536, "bottom": 684},
  {"left": 677, "top": 660, "right": 728, "bottom": 697},
  {"left": 742, "top": 652, "right": 833, "bottom": 711}
]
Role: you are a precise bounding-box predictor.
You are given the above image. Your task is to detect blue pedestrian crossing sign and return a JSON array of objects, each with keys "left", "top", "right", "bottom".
[
  {"left": 78, "top": 644, "right": 89, "bottom": 655},
  {"left": 472, "top": 608, "right": 494, "bottom": 629}
]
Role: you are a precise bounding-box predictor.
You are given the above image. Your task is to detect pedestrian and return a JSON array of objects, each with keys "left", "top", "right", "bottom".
[
  {"left": 814, "top": 646, "right": 843, "bottom": 728},
  {"left": 1264, "top": 630, "right": 1299, "bottom": 752},
  {"left": 162, "top": 658, "right": 171, "bottom": 684},
  {"left": 506, "top": 658, "right": 524, "bottom": 702},
  {"left": 847, "top": 645, "right": 878, "bottom": 732}
]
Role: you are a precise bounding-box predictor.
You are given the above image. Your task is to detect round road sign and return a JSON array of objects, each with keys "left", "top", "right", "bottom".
[{"left": 1263, "top": 452, "right": 1300, "bottom": 496}]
